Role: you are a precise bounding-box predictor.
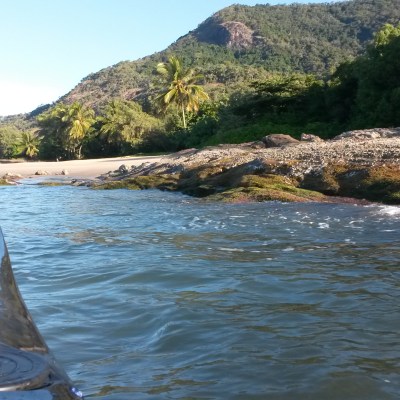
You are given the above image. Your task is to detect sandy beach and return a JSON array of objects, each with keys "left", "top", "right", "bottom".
[{"left": 0, "top": 155, "right": 164, "bottom": 179}]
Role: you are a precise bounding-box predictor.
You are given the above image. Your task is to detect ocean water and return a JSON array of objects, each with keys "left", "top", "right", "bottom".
[{"left": 1, "top": 183, "right": 399, "bottom": 399}]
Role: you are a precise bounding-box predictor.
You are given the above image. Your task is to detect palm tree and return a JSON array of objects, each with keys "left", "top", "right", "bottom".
[
  {"left": 37, "top": 102, "right": 94, "bottom": 159},
  {"left": 62, "top": 102, "right": 95, "bottom": 159},
  {"left": 156, "top": 56, "right": 209, "bottom": 129},
  {"left": 19, "top": 131, "right": 40, "bottom": 159}
]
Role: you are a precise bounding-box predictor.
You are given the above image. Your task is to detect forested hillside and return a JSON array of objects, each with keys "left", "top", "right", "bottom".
[
  {"left": 1, "top": 0, "right": 400, "bottom": 161},
  {"left": 62, "top": 0, "right": 400, "bottom": 110}
]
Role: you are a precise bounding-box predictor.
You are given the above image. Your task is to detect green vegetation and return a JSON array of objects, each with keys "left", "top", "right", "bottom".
[
  {"left": 37, "top": 102, "right": 95, "bottom": 160},
  {"left": 0, "top": 125, "right": 22, "bottom": 158},
  {"left": 330, "top": 23, "right": 400, "bottom": 128},
  {"left": 156, "top": 56, "right": 209, "bottom": 129},
  {"left": 95, "top": 99, "right": 160, "bottom": 156},
  {"left": 57, "top": 0, "right": 399, "bottom": 113},
  {"left": 1, "top": 1, "right": 400, "bottom": 161},
  {"left": 19, "top": 131, "right": 40, "bottom": 159}
]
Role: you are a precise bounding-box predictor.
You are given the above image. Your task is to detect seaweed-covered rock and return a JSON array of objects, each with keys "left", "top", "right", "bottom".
[
  {"left": 301, "top": 164, "right": 400, "bottom": 203},
  {"left": 93, "top": 174, "right": 179, "bottom": 192}
]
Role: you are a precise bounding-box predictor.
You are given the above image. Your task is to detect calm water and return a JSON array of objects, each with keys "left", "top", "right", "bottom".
[{"left": 1, "top": 183, "right": 400, "bottom": 399}]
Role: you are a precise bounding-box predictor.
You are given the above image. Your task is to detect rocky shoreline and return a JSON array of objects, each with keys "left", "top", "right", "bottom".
[{"left": 93, "top": 127, "right": 400, "bottom": 205}]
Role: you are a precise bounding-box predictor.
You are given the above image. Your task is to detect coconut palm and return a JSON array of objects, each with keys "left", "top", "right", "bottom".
[
  {"left": 156, "top": 56, "right": 209, "bottom": 129},
  {"left": 38, "top": 102, "right": 94, "bottom": 160},
  {"left": 19, "top": 131, "right": 40, "bottom": 159},
  {"left": 62, "top": 102, "right": 95, "bottom": 159}
]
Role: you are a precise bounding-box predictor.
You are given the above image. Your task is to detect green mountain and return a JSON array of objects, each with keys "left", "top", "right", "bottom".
[{"left": 60, "top": 0, "right": 400, "bottom": 111}]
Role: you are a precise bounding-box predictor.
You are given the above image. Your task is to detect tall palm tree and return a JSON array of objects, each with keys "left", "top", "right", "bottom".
[
  {"left": 156, "top": 56, "right": 209, "bottom": 129},
  {"left": 62, "top": 102, "right": 95, "bottom": 159}
]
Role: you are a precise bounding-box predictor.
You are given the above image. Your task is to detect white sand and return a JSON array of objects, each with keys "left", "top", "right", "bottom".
[{"left": 0, "top": 155, "right": 164, "bottom": 179}]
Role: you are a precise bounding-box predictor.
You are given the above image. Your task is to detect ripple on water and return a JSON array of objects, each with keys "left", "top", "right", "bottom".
[{"left": 0, "top": 186, "right": 399, "bottom": 399}]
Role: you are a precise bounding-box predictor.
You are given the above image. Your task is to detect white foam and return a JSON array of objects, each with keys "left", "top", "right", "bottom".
[
  {"left": 377, "top": 205, "right": 400, "bottom": 216},
  {"left": 218, "top": 247, "right": 244, "bottom": 252},
  {"left": 282, "top": 247, "right": 295, "bottom": 252}
]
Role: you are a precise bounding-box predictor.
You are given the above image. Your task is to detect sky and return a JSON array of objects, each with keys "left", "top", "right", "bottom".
[{"left": 0, "top": 0, "right": 330, "bottom": 116}]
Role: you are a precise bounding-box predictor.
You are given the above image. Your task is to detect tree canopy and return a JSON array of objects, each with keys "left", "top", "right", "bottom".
[
  {"left": 156, "top": 56, "right": 209, "bottom": 129},
  {"left": 97, "top": 99, "right": 160, "bottom": 155},
  {"left": 37, "top": 102, "right": 94, "bottom": 160}
]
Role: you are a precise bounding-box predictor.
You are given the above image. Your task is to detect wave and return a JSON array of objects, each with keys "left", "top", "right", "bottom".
[{"left": 376, "top": 205, "right": 400, "bottom": 217}]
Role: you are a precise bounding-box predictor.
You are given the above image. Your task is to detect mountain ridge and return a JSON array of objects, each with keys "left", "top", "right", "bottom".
[
  {"left": 2, "top": 0, "right": 400, "bottom": 121},
  {"left": 59, "top": 0, "right": 400, "bottom": 112}
]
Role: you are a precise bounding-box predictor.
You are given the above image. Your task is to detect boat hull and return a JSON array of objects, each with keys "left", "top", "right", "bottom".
[{"left": 0, "top": 229, "right": 83, "bottom": 399}]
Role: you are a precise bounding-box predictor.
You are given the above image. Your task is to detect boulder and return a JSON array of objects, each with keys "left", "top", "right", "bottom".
[
  {"left": 61, "top": 169, "right": 69, "bottom": 175},
  {"left": 301, "top": 133, "right": 324, "bottom": 142},
  {"left": 261, "top": 134, "right": 300, "bottom": 148},
  {"left": 118, "top": 164, "right": 129, "bottom": 174},
  {"left": 35, "top": 170, "right": 49, "bottom": 176},
  {"left": 2, "top": 173, "right": 23, "bottom": 180}
]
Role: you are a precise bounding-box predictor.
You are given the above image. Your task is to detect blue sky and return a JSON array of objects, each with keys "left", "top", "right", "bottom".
[{"left": 0, "top": 0, "right": 330, "bottom": 116}]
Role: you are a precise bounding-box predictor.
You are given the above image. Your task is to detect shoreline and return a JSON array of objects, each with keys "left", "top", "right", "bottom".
[
  {"left": 0, "top": 155, "right": 164, "bottom": 180},
  {"left": 2, "top": 128, "right": 400, "bottom": 206},
  {"left": 92, "top": 129, "right": 400, "bottom": 205}
]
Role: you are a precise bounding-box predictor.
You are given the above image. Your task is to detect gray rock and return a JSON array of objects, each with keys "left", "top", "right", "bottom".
[
  {"left": 301, "top": 133, "right": 324, "bottom": 142},
  {"left": 333, "top": 127, "right": 400, "bottom": 140},
  {"left": 118, "top": 164, "right": 129, "bottom": 174},
  {"left": 262, "top": 134, "right": 300, "bottom": 148},
  {"left": 35, "top": 170, "right": 49, "bottom": 176}
]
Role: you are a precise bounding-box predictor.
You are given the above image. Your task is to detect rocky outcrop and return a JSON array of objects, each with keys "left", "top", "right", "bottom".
[
  {"left": 220, "top": 21, "right": 254, "bottom": 48},
  {"left": 195, "top": 20, "right": 254, "bottom": 49},
  {"left": 95, "top": 130, "right": 400, "bottom": 204},
  {"left": 1, "top": 173, "right": 23, "bottom": 185},
  {"left": 333, "top": 127, "right": 400, "bottom": 140}
]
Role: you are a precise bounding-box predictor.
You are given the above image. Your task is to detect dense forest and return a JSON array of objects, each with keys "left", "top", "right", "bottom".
[{"left": 1, "top": 0, "right": 400, "bottom": 160}]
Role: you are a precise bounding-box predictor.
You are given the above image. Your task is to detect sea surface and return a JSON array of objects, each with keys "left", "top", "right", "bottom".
[{"left": 1, "top": 183, "right": 400, "bottom": 399}]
